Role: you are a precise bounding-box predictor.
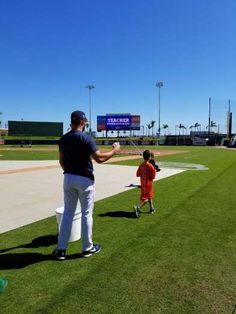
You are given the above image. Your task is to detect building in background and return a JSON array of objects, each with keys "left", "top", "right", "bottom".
[{"left": 0, "top": 128, "right": 8, "bottom": 137}]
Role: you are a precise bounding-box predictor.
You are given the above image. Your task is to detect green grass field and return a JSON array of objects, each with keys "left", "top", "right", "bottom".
[
  {"left": 0, "top": 148, "right": 58, "bottom": 160},
  {"left": 0, "top": 146, "right": 236, "bottom": 313}
]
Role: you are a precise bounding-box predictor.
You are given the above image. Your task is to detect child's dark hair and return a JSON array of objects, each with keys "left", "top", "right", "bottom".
[{"left": 143, "top": 150, "right": 151, "bottom": 161}]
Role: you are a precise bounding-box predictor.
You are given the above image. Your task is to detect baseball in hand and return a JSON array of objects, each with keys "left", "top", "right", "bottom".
[{"left": 113, "top": 142, "right": 120, "bottom": 149}]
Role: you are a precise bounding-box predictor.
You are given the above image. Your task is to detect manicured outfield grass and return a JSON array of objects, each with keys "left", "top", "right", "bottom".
[
  {"left": 0, "top": 144, "right": 179, "bottom": 160},
  {"left": 0, "top": 150, "right": 58, "bottom": 160},
  {"left": 0, "top": 144, "right": 155, "bottom": 160},
  {"left": 0, "top": 146, "right": 236, "bottom": 313}
]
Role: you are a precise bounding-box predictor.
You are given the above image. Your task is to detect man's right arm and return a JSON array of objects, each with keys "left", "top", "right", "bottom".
[{"left": 91, "top": 142, "right": 120, "bottom": 164}]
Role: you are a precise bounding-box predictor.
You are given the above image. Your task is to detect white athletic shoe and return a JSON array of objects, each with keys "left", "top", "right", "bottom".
[
  {"left": 82, "top": 244, "right": 101, "bottom": 258},
  {"left": 134, "top": 205, "right": 140, "bottom": 218}
]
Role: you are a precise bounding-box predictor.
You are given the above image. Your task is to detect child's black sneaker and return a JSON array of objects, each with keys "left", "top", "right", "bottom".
[
  {"left": 52, "top": 249, "right": 66, "bottom": 260},
  {"left": 149, "top": 208, "right": 157, "bottom": 214},
  {"left": 82, "top": 244, "right": 101, "bottom": 258}
]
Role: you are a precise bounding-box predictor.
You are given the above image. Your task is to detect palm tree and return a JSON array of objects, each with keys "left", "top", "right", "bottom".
[
  {"left": 146, "top": 123, "right": 151, "bottom": 136},
  {"left": 206, "top": 121, "right": 217, "bottom": 132},
  {"left": 210, "top": 121, "right": 217, "bottom": 128},
  {"left": 150, "top": 120, "right": 155, "bottom": 136},
  {"left": 189, "top": 125, "right": 195, "bottom": 136},
  {"left": 146, "top": 120, "right": 156, "bottom": 136},
  {"left": 162, "top": 124, "right": 169, "bottom": 135},
  {"left": 194, "top": 122, "right": 201, "bottom": 131},
  {"left": 177, "top": 123, "right": 187, "bottom": 135}
]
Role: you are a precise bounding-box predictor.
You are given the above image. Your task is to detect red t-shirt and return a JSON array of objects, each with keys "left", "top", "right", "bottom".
[{"left": 136, "top": 162, "right": 156, "bottom": 200}]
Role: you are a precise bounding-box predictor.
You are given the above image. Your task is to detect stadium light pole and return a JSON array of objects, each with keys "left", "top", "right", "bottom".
[
  {"left": 85, "top": 85, "right": 95, "bottom": 135},
  {"left": 0, "top": 112, "right": 2, "bottom": 128},
  {"left": 208, "top": 97, "right": 211, "bottom": 135},
  {"left": 156, "top": 81, "right": 163, "bottom": 136}
]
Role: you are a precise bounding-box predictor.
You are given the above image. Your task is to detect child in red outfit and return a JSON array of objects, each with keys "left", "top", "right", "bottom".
[{"left": 134, "top": 150, "right": 156, "bottom": 218}]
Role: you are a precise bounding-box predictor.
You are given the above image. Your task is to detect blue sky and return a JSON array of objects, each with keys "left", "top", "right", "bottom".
[{"left": 0, "top": 0, "right": 235, "bottom": 135}]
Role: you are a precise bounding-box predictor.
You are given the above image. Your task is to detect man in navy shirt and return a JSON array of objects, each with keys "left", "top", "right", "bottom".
[{"left": 53, "top": 110, "right": 120, "bottom": 260}]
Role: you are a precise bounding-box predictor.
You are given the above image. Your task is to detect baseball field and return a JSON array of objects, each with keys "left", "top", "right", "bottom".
[{"left": 0, "top": 145, "right": 235, "bottom": 313}]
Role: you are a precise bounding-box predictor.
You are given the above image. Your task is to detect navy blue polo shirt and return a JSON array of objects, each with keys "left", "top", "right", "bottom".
[{"left": 59, "top": 130, "right": 98, "bottom": 181}]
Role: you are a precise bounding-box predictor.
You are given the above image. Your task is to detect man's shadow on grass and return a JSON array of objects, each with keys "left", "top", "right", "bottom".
[
  {"left": 98, "top": 210, "right": 136, "bottom": 219},
  {"left": 0, "top": 234, "right": 58, "bottom": 254},
  {"left": 0, "top": 252, "right": 84, "bottom": 269},
  {"left": 0, "top": 234, "right": 83, "bottom": 269},
  {"left": 0, "top": 252, "right": 52, "bottom": 269}
]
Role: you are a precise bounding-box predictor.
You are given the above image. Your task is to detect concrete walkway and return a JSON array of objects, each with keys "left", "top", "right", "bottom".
[{"left": 0, "top": 161, "right": 185, "bottom": 233}]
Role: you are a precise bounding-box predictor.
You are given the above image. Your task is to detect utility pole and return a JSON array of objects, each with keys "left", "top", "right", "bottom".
[
  {"left": 0, "top": 112, "right": 2, "bottom": 128},
  {"left": 208, "top": 97, "right": 211, "bottom": 134},
  {"left": 156, "top": 81, "right": 163, "bottom": 136},
  {"left": 85, "top": 85, "right": 95, "bottom": 135}
]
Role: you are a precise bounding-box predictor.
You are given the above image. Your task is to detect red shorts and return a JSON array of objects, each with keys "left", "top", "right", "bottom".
[{"left": 140, "top": 182, "right": 153, "bottom": 200}]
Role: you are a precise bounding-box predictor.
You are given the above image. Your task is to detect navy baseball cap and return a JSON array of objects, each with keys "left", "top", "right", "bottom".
[{"left": 71, "top": 111, "right": 88, "bottom": 123}]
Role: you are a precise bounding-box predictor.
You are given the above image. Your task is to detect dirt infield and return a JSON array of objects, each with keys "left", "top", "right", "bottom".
[
  {"left": 0, "top": 165, "right": 59, "bottom": 175},
  {"left": 0, "top": 162, "right": 186, "bottom": 233},
  {"left": 105, "top": 149, "right": 186, "bottom": 162},
  {"left": 0, "top": 150, "right": 186, "bottom": 175},
  {"left": 0, "top": 146, "right": 186, "bottom": 155}
]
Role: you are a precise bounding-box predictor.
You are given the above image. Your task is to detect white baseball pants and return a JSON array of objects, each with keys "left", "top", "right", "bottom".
[{"left": 57, "top": 173, "right": 95, "bottom": 251}]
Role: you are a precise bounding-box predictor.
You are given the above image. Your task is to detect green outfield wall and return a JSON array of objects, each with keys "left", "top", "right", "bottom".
[{"left": 8, "top": 121, "right": 63, "bottom": 137}]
